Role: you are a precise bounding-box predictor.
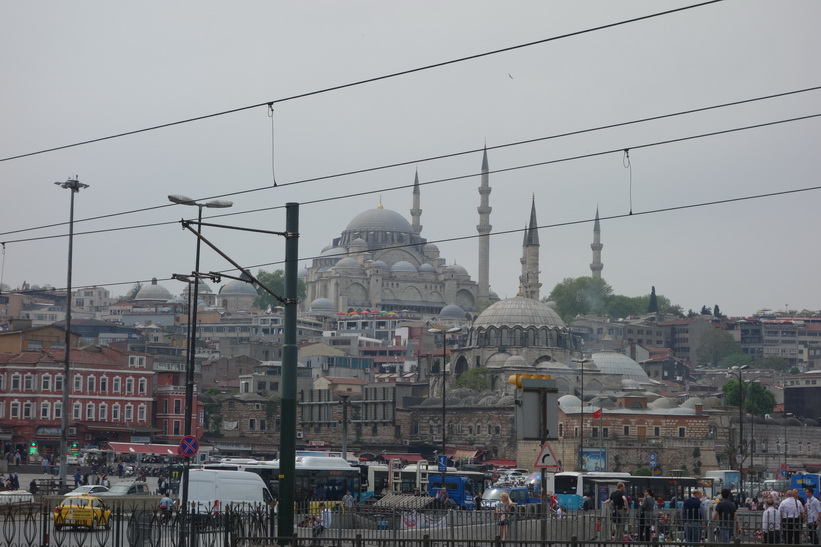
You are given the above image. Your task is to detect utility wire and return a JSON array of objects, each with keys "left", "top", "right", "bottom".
[
  {"left": 10, "top": 182, "right": 819, "bottom": 296},
  {"left": 2, "top": 83, "right": 819, "bottom": 239},
  {"left": 2, "top": 110, "right": 820, "bottom": 246},
  {"left": 0, "top": 1, "right": 724, "bottom": 163}
]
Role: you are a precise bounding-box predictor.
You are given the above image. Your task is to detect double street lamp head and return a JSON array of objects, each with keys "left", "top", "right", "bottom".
[{"left": 168, "top": 194, "right": 233, "bottom": 209}]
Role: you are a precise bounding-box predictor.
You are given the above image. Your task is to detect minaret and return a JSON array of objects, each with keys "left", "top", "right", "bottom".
[
  {"left": 477, "top": 146, "right": 492, "bottom": 304},
  {"left": 590, "top": 207, "right": 604, "bottom": 279},
  {"left": 519, "top": 196, "right": 541, "bottom": 300},
  {"left": 411, "top": 170, "right": 422, "bottom": 235}
]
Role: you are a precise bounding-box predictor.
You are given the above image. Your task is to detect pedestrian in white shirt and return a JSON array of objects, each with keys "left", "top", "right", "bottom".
[
  {"left": 762, "top": 498, "right": 781, "bottom": 544},
  {"left": 779, "top": 489, "right": 804, "bottom": 544},
  {"left": 805, "top": 488, "right": 821, "bottom": 545}
]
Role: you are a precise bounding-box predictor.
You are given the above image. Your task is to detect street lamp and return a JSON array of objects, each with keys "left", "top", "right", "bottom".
[
  {"left": 784, "top": 412, "right": 794, "bottom": 469},
  {"left": 572, "top": 357, "right": 592, "bottom": 471},
  {"left": 168, "top": 194, "right": 232, "bottom": 546},
  {"left": 728, "top": 365, "right": 749, "bottom": 496},
  {"left": 55, "top": 176, "right": 88, "bottom": 491},
  {"left": 428, "top": 325, "right": 461, "bottom": 489}
]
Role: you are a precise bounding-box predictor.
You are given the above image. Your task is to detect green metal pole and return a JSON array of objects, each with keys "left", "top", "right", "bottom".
[{"left": 278, "top": 202, "right": 299, "bottom": 545}]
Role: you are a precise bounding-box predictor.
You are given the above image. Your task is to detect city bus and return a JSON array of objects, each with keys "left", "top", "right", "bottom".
[
  {"left": 365, "top": 461, "right": 485, "bottom": 509},
  {"left": 554, "top": 471, "right": 708, "bottom": 510},
  {"left": 204, "top": 455, "right": 361, "bottom": 504}
]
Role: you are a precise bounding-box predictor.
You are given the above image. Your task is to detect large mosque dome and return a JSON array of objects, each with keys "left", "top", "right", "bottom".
[
  {"left": 345, "top": 207, "right": 414, "bottom": 233},
  {"left": 219, "top": 280, "right": 258, "bottom": 296},
  {"left": 134, "top": 278, "right": 173, "bottom": 302},
  {"left": 473, "top": 295, "right": 566, "bottom": 329}
]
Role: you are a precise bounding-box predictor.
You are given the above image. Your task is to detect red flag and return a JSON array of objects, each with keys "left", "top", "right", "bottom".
[{"left": 593, "top": 408, "right": 602, "bottom": 419}]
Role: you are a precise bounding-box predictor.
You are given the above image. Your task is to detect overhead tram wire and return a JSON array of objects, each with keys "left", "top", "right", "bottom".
[
  {"left": 2, "top": 84, "right": 820, "bottom": 240},
  {"left": 0, "top": 0, "right": 723, "bottom": 164},
  {"left": 9, "top": 182, "right": 821, "bottom": 297}
]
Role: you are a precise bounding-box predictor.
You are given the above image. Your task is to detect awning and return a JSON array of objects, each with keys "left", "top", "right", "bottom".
[
  {"left": 107, "top": 442, "right": 180, "bottom": 456},
  {"left": 483, "top": 459, "right": 517, "bottom": 468},
  {"left": 381, "top": 454, "right": 425, "bottom": 462},
  {"left": 447, "top": 449, "right": 478, "bottom": 460}
]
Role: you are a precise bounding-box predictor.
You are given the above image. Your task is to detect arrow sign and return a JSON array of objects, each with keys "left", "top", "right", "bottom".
[
  {"left": 178, "top": 435, "right": 199, "bottom": 458},
  {"left": 534, "top": 441, "right": 560, "bottom": 469}
]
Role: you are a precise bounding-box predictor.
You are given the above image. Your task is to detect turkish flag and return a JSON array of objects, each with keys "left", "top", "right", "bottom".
[{"left": 593, "top": 408, "right": 602, "bottom": 419}]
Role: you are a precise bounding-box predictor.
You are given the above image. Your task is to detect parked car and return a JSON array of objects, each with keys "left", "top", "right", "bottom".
[
  {"left": 98, "top": 481, "right": 150, "bottom": 496},
  {"left": 52, "top": 495, "right": 112, "bottom": 531},
  {"left": 481, "top": 487, "right": 537, "bottom": 508},
  {"left": 64, "top": 485, "right": 109, "bottom": 497}
]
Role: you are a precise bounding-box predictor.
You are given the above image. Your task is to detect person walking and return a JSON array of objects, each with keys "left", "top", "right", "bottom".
[
  {"left": 805, "top": 488, "right": 820, "bottom": 545},
  {"left": 605, "top": 482, "right": 628, "bottom": 540},
  {"left": 638, "top": 489, "right": 656, "bottom": 542},
  {"left": 495, "top": 491, "right": 515, "bottom": 541},
  {"left": 681, "top": 489, "right": 704, "bottom": 547},
  {"left": 779, "top": 489, "right": 804, "bottom": 544},
  {"left": 762, "top": 497, "right": 781, "bottom": 544},
  {"left": 342, "top": 490, "right": 354, "bottom": 510},
  {"left": 712, "top": 488, "right": 740, "bottom": 544},
  {"left": 311, "top": 502, "right": 332, "bottom": 547}
]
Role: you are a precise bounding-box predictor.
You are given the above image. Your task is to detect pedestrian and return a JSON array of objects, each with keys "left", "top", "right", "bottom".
[
  {"left": 639, "top": 489, "right": 656, "bottom": 543},
  {"left": 762, "top": 497, "right": 781, "bottom": 544},
  {"left": 29, "top": 479, "right": 38, "bottom": 495},
  {"left": 779, "top": 488, "right": 804, "bottom": 544},
  {"left": 342, "top": 490, "right": 354, "bottom": 509},
  {"left": 41, "top": 456, "right": 50, "bottom": 475},
  {"left": 474, "top": 492, "right": 483, "bottom": 510},
  {"left": 495, "top": 491, "right": 515, "bottom": 541},
  {"left": 712, "top": 488, "right": 740, "bottom": 544},
  {"left": 11, "top": 473, "right": 19, "bottom": 490},
  {"left": 435, "top": 485, "right": 449, "bottom": 504},
  {"left": 806, "top": 488, "right": 821, "bottom": 545},
  {"left": 117, "top": 462, "right": 124, "bottom": 478},
  {"left": 605, "top": 482, "right": 627, "bottom": 540},
  {"left": 73, "top": 468, "right": 81, "bottom": 488},
  {"left": 311, "top": 502, "right": 331, "bottom": 547},
  {"left": 102, "top": 475, "right": 110, "bottom": 488},
  {"left": 681, "top": 489, "right": 704, "bottom": 547}
]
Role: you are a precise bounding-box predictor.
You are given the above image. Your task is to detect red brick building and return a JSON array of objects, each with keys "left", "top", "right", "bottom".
[
  {"left": 153, "top": 365, "right": 205, "bottom": 443},
  {"left": 0, "top": 346, "right": 155, "bottom": 456}
]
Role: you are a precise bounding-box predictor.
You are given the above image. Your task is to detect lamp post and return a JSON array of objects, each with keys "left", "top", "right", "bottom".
[
  {"left": 572, "top": 357, "right": 592, "bottom": 471},
  {"left": 339, "top": 394, "right": 350, "bottom": 464},
  {"left": 55, "top": 176, "right": 88, "bottom": 491},
  {"left": 784, "top": 412, "right": 793, "bottom": 469},
  {"left": 728, "top": 365, "right": 749, "bottom": 496},
  {"left": 428, "top": 325, "right": 461, "bottom": 488},
  {"left": 168, "top": 194, "right": 232, "bottom": 546}
]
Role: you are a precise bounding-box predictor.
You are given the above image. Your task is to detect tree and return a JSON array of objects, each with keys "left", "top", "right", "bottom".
[
  {"left": 755, "top": 356, "right": 790, "bottom": 372},
  {"left": 718, "top": 352, "right": 753, "bottom": 369},
  {"left": 453, "top": 367, "right": 492, "bottom": 391},
  {"left": 713, "top": 304, "right": 724, "bottom": 318},
  {"left": 695, "top": 328, "right": 740, "bottom": 366},
  {"left": 123, "top": 282, "right": 142, "bottom": 301},
  {"left": 647, "top": 286, "right": 658, "bottom": 313},
  {"left": 700, "top": 305, "right": 712, "bottom": 316},
  {"left": 722, "top": 380, "right": 775, "bottom": 416},
  {"left": 252, "top": 269, "right": 306, "bottom": 311},
  {"left": 546, "top": 277, "right": 613, "bottom": 321}
]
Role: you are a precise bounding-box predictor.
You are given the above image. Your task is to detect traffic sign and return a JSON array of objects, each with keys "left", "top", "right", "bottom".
[
  {"left": 649, "top": 452, "right": 657, "bottom": 468},
  {"left": 178, "top": 435, "right": 199, "bottom": 458},
  {"left": 534, "top": 441, "right": 560, "bottom": 469},
  {"left": 781, "top": 470, "right": 788, "bottom": 478},
  {"left": 437, "top": 455, "right": 447, "bottom": 473},
  {"left": 781, "top": 463, "right": 789, "bottom": 471}
]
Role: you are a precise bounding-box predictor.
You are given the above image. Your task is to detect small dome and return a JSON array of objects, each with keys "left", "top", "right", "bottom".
[
  {"left": 559, "top": 394, "right": 581, "bottom": 407},
  {"left": 309, "top": 298, "right": 336, "bottom": 313},
  {"left": 438, "top": 303, "right": 465, "bottom": 319},
  {"left": 318, "top": 266, "right": 332, "bottom": 273},
  {"left": 649, "top": 397, "right": 679, "bottom": 409},
  {"left": 486, "top": 352, "right": 511, "bottom": 368},
  {"left": 134, "top": 278, "right": 173, "bottom": 301},
  {"left": 504, "top": 355, "right": 528, "bottom": 368},
  {"left": 390, "top": 261, "right": 417, "bottom": 273},
  {"left": 219, "top": 280, "right": 258, "bottom": 296},
  {"left": 321, "top": 244, "right": 333, "bottom": 253},
  {"left": 350, "top": 237, "right": 368, "bottom": 249},
  {"left": 371, "top": 260, "right": 388, "bottom": 270},
  {"left": 591, "top": 351, "right": 651, "bottom": 384},
  {"left": 333, "top": 257, "right": 362, "bottom": 270},
  {"left": 680, "top": 397, "right": 704, "bottom": 409},
  {"left": 418, "top": 263, "right": 436, "bottom": 273},
  {"left": 320, "top": 247, "right": 346, "bottom": 258},
  {"left": 489, "top": 290, "right": 499, "bottom": 300},
  {"left": 423, "top": 243, "right": 440, "bottom": 257},
  {"left": 446, "top": 264, "right": 469, "bottom": 276},
  {"left": 474, "top": 295, "right": 566, "bottom": 329}
]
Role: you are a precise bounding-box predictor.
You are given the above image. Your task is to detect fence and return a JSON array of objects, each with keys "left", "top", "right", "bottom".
[{"left": 0, "top": 499, "right": 802, "bottom": 546}]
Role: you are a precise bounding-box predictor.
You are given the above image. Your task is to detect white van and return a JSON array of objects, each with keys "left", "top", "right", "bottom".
[{"left": 183, "top": 469, "right": 274, "bottom": 511}]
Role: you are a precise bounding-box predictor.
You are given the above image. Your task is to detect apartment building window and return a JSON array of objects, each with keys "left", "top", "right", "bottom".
[
  {"left": 138, "top": 378, "right": 147, "bottom": 395},
  {"left": 23, "top": 402, "right": 32, "bottom": 419},
  {"left": 125, "top": 378, "right": 134, "bottom": 394},
  {"left": 10, "top": 402, "right": 19, "bottom": 419},
  {"left": 41, "top": 374, "right": 51, "bottom": 391},
  {"left": 73, "top": 375, "right": 82, "bottom": 392},
  {"left": 99, "top": 403, "right": 107, "bottom": 421},
  {"left": 138, "top": 404, "right": 146, "bottom": 422},
  {"left": 54, "top": 402, "right": 61, "bottom": 419},
  {"left": 112, "top": 404, "right": 120, "bottom": 421},
  {"left": 100, "top": 377, "right": 108, "bottom": 393},
  {"left": 174, "top": 400, "right": 181, "bottom": 414},
  {"left": 249, "top": 419, "right": 257, "bottom": 431},
  {"left": 11, "top": 374, "right": 20, "bottom": 391},
  {"left": 260, "top": 419, "right": 267, "bottom": 431},
  {"left": 87, "top": 376, "right": 96, "bottom": 393},
  {"left": 603, "top": 427, "right": 609, "bottom": 438},
  {"left": 678, "top": 427, "right": 686, "bottom": 438},
  {"left": 73, "top": 403, "right": 82, "bottom": 419},
  {"left": 113, "top": 377, "right": 121, "bottom": 393},
  {"left": 55, "top": 375, "right": 63, "bottom": 392},
  {"left": 173, "top": 421, "right": 181, "bottom": 436},
  {"left": 23, "top": 374, "right": 33, "bottom": 391},
  {"left": 40, "top": 402, "right": 50, "bottom": 419},
  {"left": 86, "top": 403, "right": 95, "bottom": 420},
  {"left": 623, "top": 426, "right": 630, "bottom": 436},
  {"left": 654, "top": 426, "right": 661, "bottom": 436},
  {"left": 124, "top": 404, "right": 133, "bottom": 421}
]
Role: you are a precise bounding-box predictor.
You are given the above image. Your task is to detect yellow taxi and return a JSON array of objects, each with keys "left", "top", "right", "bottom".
[{"left": 52, "top": 495, "right": 112, "bottom": 531}]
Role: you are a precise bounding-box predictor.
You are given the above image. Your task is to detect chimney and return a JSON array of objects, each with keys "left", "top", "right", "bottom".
[{"left": 695, "top": 403, "right": 703, "bottom": 416}]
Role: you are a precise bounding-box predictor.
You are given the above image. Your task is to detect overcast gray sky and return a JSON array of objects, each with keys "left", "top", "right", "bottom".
[{"left": 2, "top": 1, "right": 820, "bottom": 317}]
